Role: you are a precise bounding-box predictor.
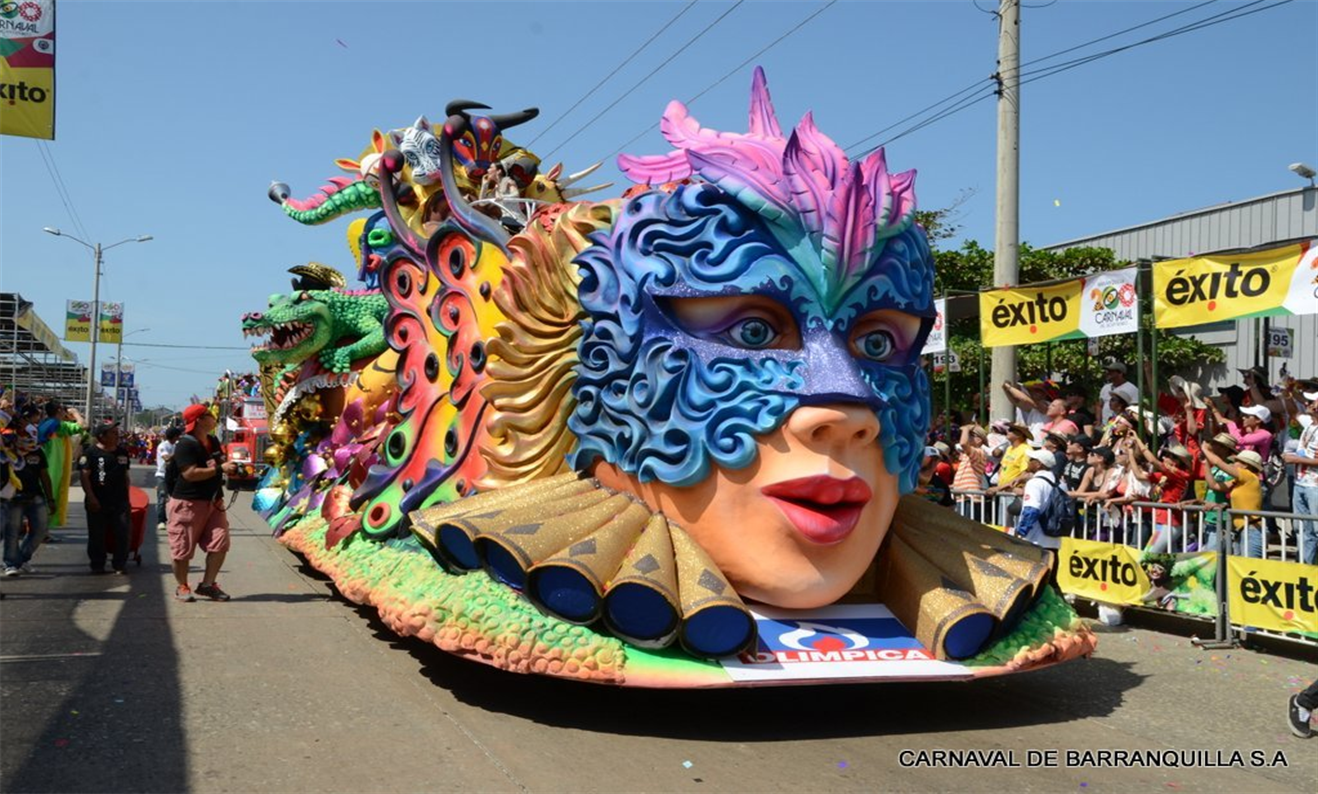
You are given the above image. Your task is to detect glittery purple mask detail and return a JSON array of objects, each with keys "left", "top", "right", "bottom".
[{"left": 568, "top": 68, "right": 935, "bottom": 492}]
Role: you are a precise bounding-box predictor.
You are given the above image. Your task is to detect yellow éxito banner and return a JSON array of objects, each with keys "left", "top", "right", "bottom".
[
  {"left": 0, "top": 0, "right": 57, "bottom": 140},
  {"left": 979, "top": 278, "right": 1082, "bottom": 348},
  {"left": 1226, "top": 555, "right": 1317, "bottom": 636},
  {"left": 1153, "top": 242, "right": 1318, "bottom": 330},
  {"left": 1056, "top": 537, "right": 1150, "bottom": 606}
]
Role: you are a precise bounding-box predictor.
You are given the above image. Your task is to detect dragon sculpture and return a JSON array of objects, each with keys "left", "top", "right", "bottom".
[
  {"left": 241, "top": 264, "right": 390, "bottom": 426},
  {"left": 252, "top": 69, "right": 1095, "bottom": 688}
]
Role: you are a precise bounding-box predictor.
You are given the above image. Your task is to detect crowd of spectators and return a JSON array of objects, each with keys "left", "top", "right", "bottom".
[{"left": 916, "top": 360, "right": 1318, "bottom": 563}]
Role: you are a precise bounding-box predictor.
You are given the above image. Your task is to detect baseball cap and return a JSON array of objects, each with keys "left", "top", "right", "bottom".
[
  {"left": 1069, "top": 433, "right": 1094, "bottom": 449},
  {"left": 92, "top": 421, "right": 119, "bottom": 438},
  {"left": 1026, "top": 449, "right": 1057, "bottom": 469},
  {"left": 182, "top": 403, "right": 211, "bottom": 433},
  {"left": 1303, "top": 390, "right": 1318, "bottom": 402},
  {"left": 1104, "top": 361, "right": 1127, "bottom": 374},
  {"left": 1240, "top": 404, "right": 1272, "bottom": 423},
  {"left": 923, "top": 446, "right": 941, "bottom": 459}
]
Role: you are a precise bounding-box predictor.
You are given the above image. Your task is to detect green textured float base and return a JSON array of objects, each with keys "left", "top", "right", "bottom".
[{"left": 279, "top": 516, "right": 1095, "bottom": 687}]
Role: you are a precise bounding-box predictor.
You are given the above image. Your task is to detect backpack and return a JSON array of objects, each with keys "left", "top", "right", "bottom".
[{"left": 1038, "top": 472, "right": 1078, "bottom": 537}]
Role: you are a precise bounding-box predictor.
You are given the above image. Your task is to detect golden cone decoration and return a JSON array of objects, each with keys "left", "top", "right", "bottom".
[
  {"left": 602, "top": 513, "right": 681, "bottom": 648},
  {"left": 526, "top": 502, "right": 651, "bottom": 624},
  {"left": 874, "top": 533, "right": 996, "bottom": 660},
  {"left": 892, "top": 496, "right": 1052, "bottom": 598},
  {"left": 669, "top": 526, "right": 756, "bottom": 659},
  {"left": 475, "top": 494, "right": 637, "bottom": 587}
]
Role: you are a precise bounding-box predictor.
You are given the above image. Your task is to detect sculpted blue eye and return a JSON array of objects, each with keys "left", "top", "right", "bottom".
[
  {"left": 726, "top": 318, "right": 776, "bottom": 349},
  {"left": 857, "top": 330, "right": 896, "bottom": 361}
]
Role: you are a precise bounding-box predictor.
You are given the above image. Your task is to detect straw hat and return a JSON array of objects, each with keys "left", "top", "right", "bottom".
[
  {"left": 1209, "top": 432, "right": 1238, "bottom": 452},
  {"left": 1232, "top": 450, "right": 1265, "bottom": 472},
  {"left": 1162, "top": 444, "right": 1193, "bottom": 464}
]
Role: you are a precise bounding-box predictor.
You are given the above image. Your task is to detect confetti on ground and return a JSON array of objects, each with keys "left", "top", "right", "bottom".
[
  {"left": 1080, "top": 784, "right": 1088, "bottom": 788},
  {"left": 838, "top": 761, "right": 848, "bottom": 769},
  {"left": 113, "top": 698, "right": 123, "bottom": 704},
  {"left": 70, "top": 710, "right": 78, "bottom": 715},
  {"left": 682, "top": 761, "right": 693, "bottom": 769},
  {"left": 54, "top": 739, "right": 69, "bottom": 748}
]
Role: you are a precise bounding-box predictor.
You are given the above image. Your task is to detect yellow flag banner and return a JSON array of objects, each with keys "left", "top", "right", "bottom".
[
  {"left": 1055, "top": 537, "right": 1151, "bottom": 606},
  {"left": 64, "top": 299, "right": 91, "bottom": 342},
  {"left": 98, "top": 301, "right": 123, "bottom": 344},
  {"left": 979, "top": 279, "right": 1083, "bottom": 348},
  {"left": 1153, "top": 241, "right": 1318, "bottom": 330},
  {"left": 0, "top": 0, "right": 56, "bottom": 140},
  {"left": 1226, "top": 555, "right": 1317, "bottom": 637}
]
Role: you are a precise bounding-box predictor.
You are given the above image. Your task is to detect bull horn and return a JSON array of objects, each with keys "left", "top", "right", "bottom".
[
  {"left": 268, "top": 181, "right": 291, "bottom": 203},
  {"left": 561, "top": 182, "right": 614, "bottom": 199},
  {"left": 487, "top": 107, "right": 540, "bottom": 130},
  {"left": 559, "top": 161, "right": 602, "bottom": 187},
  {"left": 445, "top": 99, "right": 490, "bottom": 119}
]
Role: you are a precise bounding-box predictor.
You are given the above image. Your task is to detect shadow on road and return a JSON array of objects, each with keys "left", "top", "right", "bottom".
[{"left": 2, "top": 468, "right": 189, "bottom": 794}]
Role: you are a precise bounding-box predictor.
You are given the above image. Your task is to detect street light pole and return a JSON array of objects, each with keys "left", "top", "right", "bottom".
[
  {"left": 42, "top": 228, "right": 151, "bottom": 424},
  {"left": 89, "top": 241, "right": 102, "bottom": 423}
]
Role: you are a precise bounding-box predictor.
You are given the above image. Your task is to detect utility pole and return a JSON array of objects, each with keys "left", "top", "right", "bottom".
[
  {"left": 88, "top": 243, "right": 103, "bottom": 425},
  {"left": 989, "top": 0, "right": 1020, "bottom": 422}
]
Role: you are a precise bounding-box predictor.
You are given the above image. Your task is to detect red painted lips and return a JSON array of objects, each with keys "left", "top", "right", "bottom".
[{"left": 761, "top": 476, "right": 874, "bottom": 545}]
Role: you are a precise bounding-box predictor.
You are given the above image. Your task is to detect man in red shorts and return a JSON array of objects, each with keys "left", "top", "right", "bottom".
[{"left": 167, "top": 404, "right": 238, "bottom": 602}]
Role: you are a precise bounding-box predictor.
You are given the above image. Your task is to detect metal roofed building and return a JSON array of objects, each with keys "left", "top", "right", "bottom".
[
  {"left": 1041, "top": 185, "right": 1318, "bottom": 387},
  {"left": 1, "top": 292, "right": 118, "bottom": 416}
]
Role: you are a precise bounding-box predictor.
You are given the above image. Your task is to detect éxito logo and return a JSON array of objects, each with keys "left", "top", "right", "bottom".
[
  {"left": 990, "top": 292, "right": 1069, "bottom": 333},
  {"left": 1164, "top": 262, "right": 1272, "bottom": 312}
]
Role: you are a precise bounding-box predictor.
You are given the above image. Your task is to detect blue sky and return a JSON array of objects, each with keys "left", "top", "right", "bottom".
[{"left": 2, "top": 0, "right": 1315, "bottom": 408}]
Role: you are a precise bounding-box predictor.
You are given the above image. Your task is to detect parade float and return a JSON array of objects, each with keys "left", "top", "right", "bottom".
[{"left": 246, "top": 69, "right": 1095, "bottom": 687}]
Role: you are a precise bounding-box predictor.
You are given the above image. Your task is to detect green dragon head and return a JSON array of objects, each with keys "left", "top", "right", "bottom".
[{"left": 243, "top": 291, "right": 336, "bottom": 366}]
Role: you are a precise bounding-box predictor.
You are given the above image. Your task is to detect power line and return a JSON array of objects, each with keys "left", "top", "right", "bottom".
[
  {"left": 34, "top": 141, "right": 90, "bottom": 243},
  {"left": 526, "top": 0, "right": 700, "bottom": 147},
  {"left": 38, "top": 141, "right": 92, "bottom": 242},
  {"left": 121, "top": 341, "right": 250, "bottom": 351},
  {"left": 606, "top": 0, "right": 837, "bottom": 162},
  {"left": 1012, "top": 0, "right": 1282, "bottom": 88},
  {"left": 853, "top": 0, "right": 1292, "bottom": 155},
  {"left": 845, "top": 0, "right": 1224, "bottom": 154},
  {"left": 540, "top": 0, "right": 746, "bottom": 159}
]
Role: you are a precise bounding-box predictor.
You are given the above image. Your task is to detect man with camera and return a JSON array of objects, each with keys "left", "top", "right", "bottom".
[{"left": 166, "top": 404, "right": 238, "bottom": 602}]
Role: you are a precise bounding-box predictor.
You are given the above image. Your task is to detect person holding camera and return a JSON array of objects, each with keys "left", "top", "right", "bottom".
[{"left": 167, "top": 404, "right": 238, "bottom": 602}]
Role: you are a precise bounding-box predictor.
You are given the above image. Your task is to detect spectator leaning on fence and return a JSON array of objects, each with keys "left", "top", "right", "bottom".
[
  {"left": 1013, "top": 449, "right": 1060, "bottom": 550},
  {"left": 991, "top": 423, "right": 1033, "bottom": 492},
  {"left": 1061, "top": 434, "right": 1093, "bottom": 492},
  {"left": 1282, "top": 387, "right": 1318, "bottom": 565},
  {"left": 1200, "top": 445, "right": 1266, "bottom": 559}
]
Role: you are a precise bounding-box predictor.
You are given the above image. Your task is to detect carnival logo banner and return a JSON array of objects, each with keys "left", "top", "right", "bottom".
[
  {"left": 1055, "top": 537, "right": 1151, "bottom": 606},
  {"left": 1079, "top": 267, "right": 1139, "bottom": 339},
  {"left": 1153, "top": 241, "right": 1318, "bottom": 330},
  {"left": 921, "top": 298, "right": 947, "bottom": 355},
  {"left": 118, "top": 363, "right": 134, "bottom": 386},
  {"left": 100, "top": 362, "right": 116, "bottom": 387},
  {"left": 98, "top": 301, "right": 123, "bottom": 343},
  {"left": 980, "top": 268, "right": 1138, "bottom": 348},
  {"left": 64, "top": 299, "right": 91, "bottom": 342},
  {"left": 1226, "top": 556, "right": 1317, "bottom": 637},
  {"left": 0, "top": 0, "right": 55, "bottom": 140}
]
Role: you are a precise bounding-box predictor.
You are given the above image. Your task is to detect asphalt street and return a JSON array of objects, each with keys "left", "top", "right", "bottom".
[{"left": 2, "top": 465, "right": 1315, "bottom": 794}]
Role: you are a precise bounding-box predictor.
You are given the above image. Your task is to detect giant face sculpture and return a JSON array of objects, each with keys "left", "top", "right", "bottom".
[{"left": 567, "top": 70, "right": 935, "bottom": 607}]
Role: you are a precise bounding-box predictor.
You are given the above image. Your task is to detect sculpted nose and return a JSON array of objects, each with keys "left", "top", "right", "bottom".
[{"left": 785, "top": 404, "right": 880, "bottom": 451}]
